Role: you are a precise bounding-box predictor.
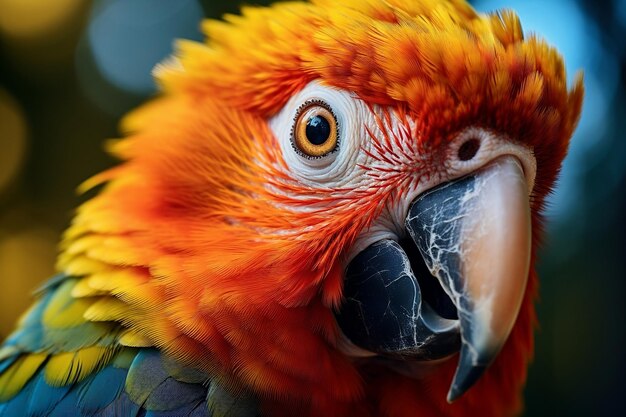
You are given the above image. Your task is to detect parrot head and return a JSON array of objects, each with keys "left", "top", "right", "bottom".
[{"left": 61, "top": 0, "right": 583, "bottom": 416}]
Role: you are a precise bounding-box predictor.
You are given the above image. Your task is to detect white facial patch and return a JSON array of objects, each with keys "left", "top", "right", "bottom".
[
  {"left": 268, "top": 81, "right": 439, "bottom": 238},
  {"left": 268, "top": 81, "right": 375, "bottom": 188}
]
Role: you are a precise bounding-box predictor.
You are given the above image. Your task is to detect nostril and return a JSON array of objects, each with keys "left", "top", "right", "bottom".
[{"left": 458, "top": 138, "right": 480, "bottom": 161}]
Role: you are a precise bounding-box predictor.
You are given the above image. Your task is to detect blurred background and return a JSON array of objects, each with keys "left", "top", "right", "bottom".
[{"left": 0, "top": 0, "right": 624, "bottom": 415}]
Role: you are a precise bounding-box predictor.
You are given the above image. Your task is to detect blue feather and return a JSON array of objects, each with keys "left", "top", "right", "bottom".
[
  {"left": 0, "top": 356, "right": 19, "bottom": 374},
  {"left": 0, "top": 372, "right": 36, "bottom": 417},
  {"left": 33, "top": 274, "right": 70, "bottom": 296},
  {"left": 18, "top": 291, "right": 55, "bottom": 329},
  {"left": 26, "top": 372, "right": 71, "bottom": 417},
  {"left": 2, "top": 291, "right": 53, "bottom": 352},
  {"left": 144, "top": 400, "right": 209, "bottom": 417},
  {"left": 125, "top": 349, "right": 169, "bottom": 407},
  {"left": 46, "top": 386, "right": 82, "bottom": 417},
  {"left": 143, "top": 377, "right": 206, "bottom": 411},
  {"left": 188, "top": 402, "right": 212, "bottom": 417},
  {"left": 92, "top": 392, "right": 142, "bottom": 417},
  {"left": 77, "top": 365, "right": 128, "bottom": 415},
  {"left": 4, "top": 328, "right": 44, "bottom": 352},
  {"left": 125, "top": 350, "right": 210, "bottom": 414}
]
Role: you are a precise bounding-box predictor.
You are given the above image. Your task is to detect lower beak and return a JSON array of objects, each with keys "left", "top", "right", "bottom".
[{"left": 337, "top": 156, "right": 531, "bottom": 401}]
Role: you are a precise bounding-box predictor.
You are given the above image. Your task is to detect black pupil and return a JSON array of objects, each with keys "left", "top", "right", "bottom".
[
  {"left": 458, "top": 138, "right": 480, "bottom": 161},
  {"left": 305, "top": 115, "right": 331, "bottom": 145}
]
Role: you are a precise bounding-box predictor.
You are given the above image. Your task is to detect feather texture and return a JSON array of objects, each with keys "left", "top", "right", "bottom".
[
  {"left": 0, "top": 276, "right": 254, "bottom": 416},
  {"left": 0, "top": 1, "right": 583, "bottom": 416}
]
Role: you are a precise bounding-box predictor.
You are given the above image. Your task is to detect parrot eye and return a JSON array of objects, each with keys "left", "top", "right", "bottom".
[{"left": 291, "top": 101, "right": 339, "bottom": 158}]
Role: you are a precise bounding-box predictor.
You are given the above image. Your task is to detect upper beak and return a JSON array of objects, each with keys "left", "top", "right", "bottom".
[
  {"left": 337, "top": 156, "right": 531, "bottom": 401},
  {"left": 407, "top": 156, "right": 531, "bottom": 401}
]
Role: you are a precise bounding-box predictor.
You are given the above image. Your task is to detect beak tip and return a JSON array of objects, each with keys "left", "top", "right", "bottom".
[
  {"left": 446, "top": 388, "right": 461, "bottom": 404},
  {"left": 446, "top": 366, "right": 487, "bottom": 403},
  {"left": 446, "top": 347, "right": 489, "bottom": 402}
]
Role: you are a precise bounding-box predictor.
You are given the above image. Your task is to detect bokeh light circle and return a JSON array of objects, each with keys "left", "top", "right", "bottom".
[
  {"left": 0, "top": 227, "right": 57, "bottom": 336},
  {"left": 0, "top": 89, "right": 28, "bottom": 195},
  {"left": 86, "top": 0, "right": 204, "bottom": 96},
  {"left": 0, "top": 0, "right": 83, "bottom": 40}
]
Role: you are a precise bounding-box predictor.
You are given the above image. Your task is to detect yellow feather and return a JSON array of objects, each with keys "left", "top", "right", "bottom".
[
  {"left": 84, "top": 297, "right": 131, "bottom": 322},
  {"left": 87, "top": 270, "right": 161, "bottom": 309},
  {"left": 87, "top": 269, "right": 145, "bottom": 293},
  {"left": 44, "top": 346, "right": 115, "bottom": 387},
  {"left": 71, "top": 277, "right": 107, "bottom": 298},
  {"left": 85, "top": 241, "right": 150, "bottom": 267},
  {"left": 63, "top": 235, "right": 107, "bottom": 256},
  {"left": 118, "top": 330, "right": 153, "bottom": 348},
  {"left": 0, "top": 353, "right": 48, "bottom": 401},
  {"left": 42, "top": 280, "right": 91, "bottom": 328},
  {"left": 58, "top": 255, "right": 109, "bottom": 277}
]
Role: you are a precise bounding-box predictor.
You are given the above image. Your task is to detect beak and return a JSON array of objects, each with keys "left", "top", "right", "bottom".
[
  {"left": 337, "top": 156, "right": 531, "bottom": 401},
  {"left": 407, "top": 156, "right": 531, "bottom": 401}
]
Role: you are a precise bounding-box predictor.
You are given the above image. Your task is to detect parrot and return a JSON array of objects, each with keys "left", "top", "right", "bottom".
[{"left": 0, "top": 0, "right": 583, "bottom": 416}]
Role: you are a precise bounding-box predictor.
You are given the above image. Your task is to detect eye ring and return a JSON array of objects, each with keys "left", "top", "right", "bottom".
[{"left": 291, "top": 100, "right": 339, "bottom": 158}]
